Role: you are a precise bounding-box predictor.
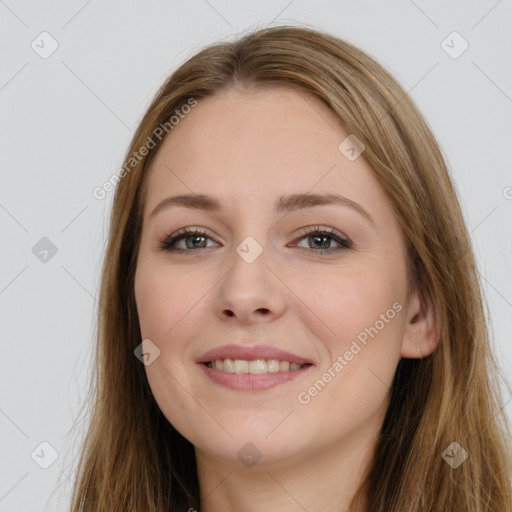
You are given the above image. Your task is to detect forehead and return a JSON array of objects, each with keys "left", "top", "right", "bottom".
[{"left": 143, "top": 87, "right": 388, "bottom": 222}]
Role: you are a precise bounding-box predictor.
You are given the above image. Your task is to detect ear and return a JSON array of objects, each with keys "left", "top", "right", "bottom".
[{"left": 400, "top": 288, "right": 440, "bottom": 358}]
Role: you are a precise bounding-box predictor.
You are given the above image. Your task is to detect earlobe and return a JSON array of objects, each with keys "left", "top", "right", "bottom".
[{"left": 400, "top": 289, "right": 440, "bottom": 359}]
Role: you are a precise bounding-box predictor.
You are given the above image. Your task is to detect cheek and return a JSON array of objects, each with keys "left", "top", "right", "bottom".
[
  {"left": 134, "top": 263, "right": 213, "bottom": 438},
  {"left": 293, "top": 267, "right": 405, "bottom": 422},
  {"left": 297, "top": 264, "right": 404, "bottom": 352},
  {"left": 135, "top": 261, "right": 204, "bottom": 343}
]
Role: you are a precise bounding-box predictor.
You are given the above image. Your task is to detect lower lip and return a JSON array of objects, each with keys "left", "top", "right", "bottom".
[{"left": 197, "top": 363, "right": 313, "bottom": 391}]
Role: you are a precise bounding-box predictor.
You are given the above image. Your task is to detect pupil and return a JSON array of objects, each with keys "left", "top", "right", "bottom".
[
  {"left": 187, "top": 235, "right": 206, "bottom": 249},
  {"left": 312, "top": 235, "right": 329, "bottom": 249}
]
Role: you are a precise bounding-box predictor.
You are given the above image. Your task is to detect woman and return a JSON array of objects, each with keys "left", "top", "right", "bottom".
[{"left": 70, "top": 25, "right": 512, "bottom": 511}]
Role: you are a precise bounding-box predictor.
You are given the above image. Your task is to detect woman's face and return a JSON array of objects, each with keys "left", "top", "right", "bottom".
[{"left": 134, "top": 86, "right": 421, "bottom": 468}]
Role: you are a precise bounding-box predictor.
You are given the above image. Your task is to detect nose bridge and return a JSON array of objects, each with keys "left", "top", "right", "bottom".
[
  {"left": 226, "top": 201, "right": 275, "bottom": 264},
  {"left": 235, "top": 232, "right": 267, "bottom": 265},
  {"left": 226, "top": 203, "right": 291, "bottom": 281},
  {"left": 229, "top": 232, "right": 272, "bottom": 287}
]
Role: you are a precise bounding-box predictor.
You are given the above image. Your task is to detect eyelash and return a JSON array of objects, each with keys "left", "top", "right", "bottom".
[{"left": 158, "top": 225, "right": 353, "bottom": 255}]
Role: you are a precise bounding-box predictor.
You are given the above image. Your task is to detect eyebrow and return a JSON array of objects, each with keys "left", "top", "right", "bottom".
[{"left": 149, "top": 192, "right": 375, "bottom": 226}]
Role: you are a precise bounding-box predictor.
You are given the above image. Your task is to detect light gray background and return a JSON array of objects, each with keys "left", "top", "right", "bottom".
[{"left": 1, "top": 1, "right": 511, "bottom": 510}]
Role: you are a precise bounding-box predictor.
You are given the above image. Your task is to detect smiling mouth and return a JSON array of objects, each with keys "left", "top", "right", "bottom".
[{"left": 204, "top": 359, "right": 312, "bottom": 374}]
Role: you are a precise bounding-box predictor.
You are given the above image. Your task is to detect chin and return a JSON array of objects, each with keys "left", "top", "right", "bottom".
[{"left": 189, "top": 421, "right": 312, "bottom": 469}]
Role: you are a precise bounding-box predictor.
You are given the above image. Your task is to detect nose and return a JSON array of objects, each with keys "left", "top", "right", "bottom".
[{"left": 214, "top": 245, "right": 287, "bottom": 325}]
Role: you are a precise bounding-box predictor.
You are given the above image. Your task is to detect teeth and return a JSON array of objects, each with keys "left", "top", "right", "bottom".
[
  {"left": 249, "top": 359, "right": 266, "bottom": 374},
  {"left": 206, "top": 359, "right": 308, "bottom": 373},
  {"left": 267, "top": 359, "right": 280, "bottom": 372},
  {"left": 279, "top": 361, "right": 290, "bottom": 371},
  {"left": 233, "top": 359, "right": 249, "bottom": 373}
]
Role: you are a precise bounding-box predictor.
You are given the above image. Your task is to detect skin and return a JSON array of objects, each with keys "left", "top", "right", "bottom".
[{"left": 134, "top": 86, "right": 439, "bottom": 512}]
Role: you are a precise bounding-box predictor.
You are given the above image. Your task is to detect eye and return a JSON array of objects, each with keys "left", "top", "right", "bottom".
[
  {"left": 158, "top": 227, "right": 217, "bottom": 252},
  {"left": 292, "top": 225, "right": 352, "bottom": 254},
  {"left": 158, "top": 225, "right": 353, "bottom": 255}
]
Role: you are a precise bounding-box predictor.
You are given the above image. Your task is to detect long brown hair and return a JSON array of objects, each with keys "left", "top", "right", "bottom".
[{"left": 69, "top": 24, "right": 512, "bottom": 511}]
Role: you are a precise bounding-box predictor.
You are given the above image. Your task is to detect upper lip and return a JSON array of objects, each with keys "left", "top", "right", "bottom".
[{"left": 196, "top": 344, "right": 314, "bottom": 365}]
